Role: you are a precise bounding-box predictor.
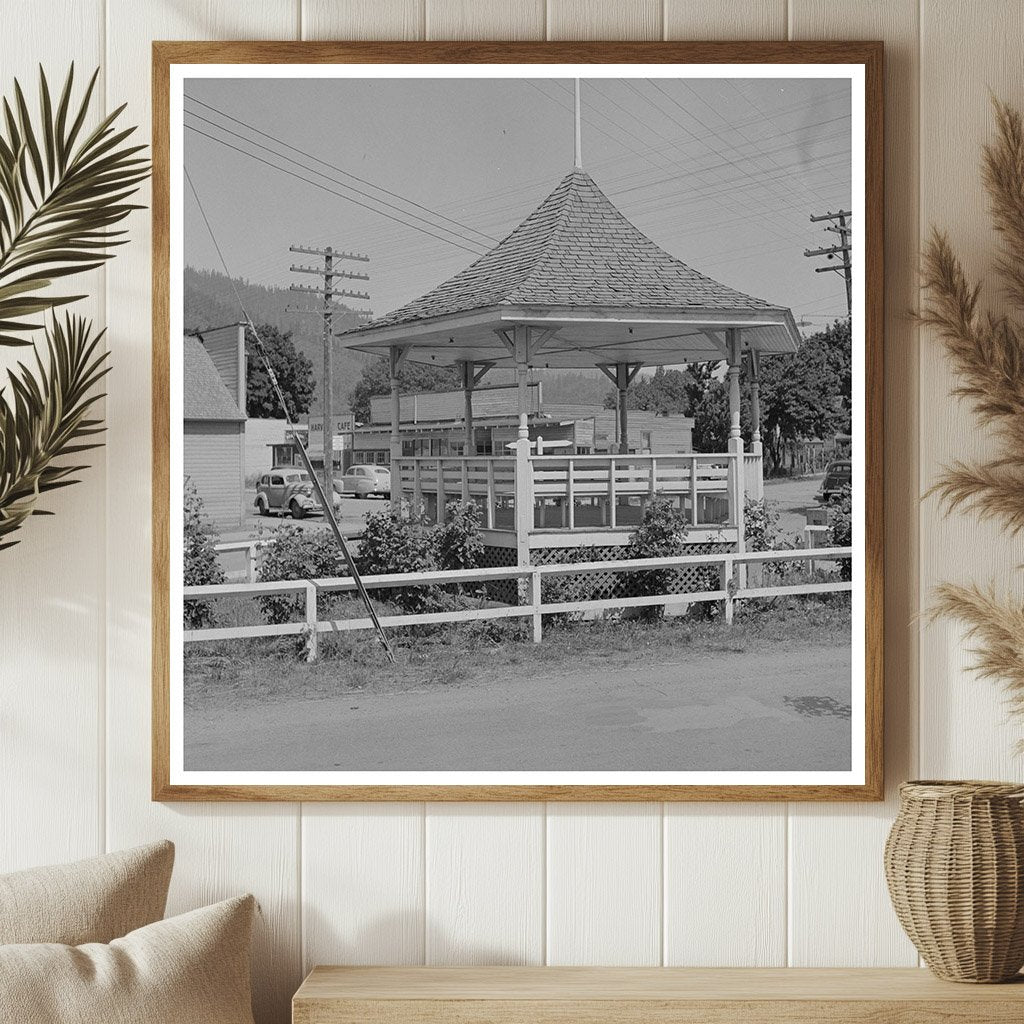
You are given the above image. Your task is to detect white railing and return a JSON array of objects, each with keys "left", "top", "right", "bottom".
[
  {"left": 214, "top": 530, "right": 362, "bottom": 583},
  {"left": 393, "top": 452, "right": 755, "bottom": 533},
  {"left": 184, "top": 546, "right": 852, "bottom": 658},
  {"left": 530, "top": 453, "right": 737, "bottom": 529}
]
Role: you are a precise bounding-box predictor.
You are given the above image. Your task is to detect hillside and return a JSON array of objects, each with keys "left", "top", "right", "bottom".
[
  {"left": 185, "top": 266, "right": 615, "bottom": 411},
  {"left": 184, "top": 266, "right": 371, "bottom": 411}
]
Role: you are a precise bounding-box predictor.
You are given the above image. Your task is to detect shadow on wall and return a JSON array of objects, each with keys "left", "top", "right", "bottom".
[{"left": 301, "top": 905, "right": 533, "bottom": 973}]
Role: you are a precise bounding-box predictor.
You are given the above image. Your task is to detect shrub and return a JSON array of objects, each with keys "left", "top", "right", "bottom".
[
  {"left": 436, "top": 500, "right": 483, "bottom": 572},
  {"left": 825, "top": 484, "right": 853, "bottom": 582},
  {"left": 358, "top": 499, "right": 439, "bottom": 613},
  {"left": 743, "top": 497, "right": 781, "bottom": 551},
  {"left": 540, "top": 547, "right": 599, "bottom": 627},
  {"left": 183, "top": 479, "right": 225, "bottom": 628},
  {"left": 256, "top": 524, "right": 346, "bottom": 625},
  {"left": 623, "top": 494, "right": 690, "bottom": 620}
]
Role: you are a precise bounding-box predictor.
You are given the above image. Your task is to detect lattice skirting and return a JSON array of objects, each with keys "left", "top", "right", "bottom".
[{"left": 478, "top": 541, "right": 737, "bottom": 605}]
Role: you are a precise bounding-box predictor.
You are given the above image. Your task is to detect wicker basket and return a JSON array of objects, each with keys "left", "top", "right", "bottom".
[{"left": 885, "top": 780, "right": 1024, "bottom": 982}]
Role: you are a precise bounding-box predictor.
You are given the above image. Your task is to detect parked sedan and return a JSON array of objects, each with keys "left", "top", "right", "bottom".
[
  {"left": 254, "top": 468, "right": 340, "bottom": 519},
  {"left": 337, "top": 464, "right": 391, "bottom": 499},
  {"left": 817, "top": 459, "right": 852, "bottom": 502}
]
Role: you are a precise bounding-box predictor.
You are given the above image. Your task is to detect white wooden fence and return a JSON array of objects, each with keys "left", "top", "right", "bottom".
[{"left": 184, "top": 547, "right": 852, "bottom": 658}]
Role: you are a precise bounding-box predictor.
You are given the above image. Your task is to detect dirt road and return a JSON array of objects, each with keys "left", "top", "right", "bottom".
[{"left": 185, "top": 643, "right": 851, "bottom": 772}]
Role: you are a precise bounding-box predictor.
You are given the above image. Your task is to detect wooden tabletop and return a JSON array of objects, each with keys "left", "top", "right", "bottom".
[{"left": 294, "top": 965, "right": 1024, "bottom": 1002}]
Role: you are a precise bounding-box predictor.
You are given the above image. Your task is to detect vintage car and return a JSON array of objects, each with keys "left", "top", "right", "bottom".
[
  {"left": 817, "top": 459, "right": 852, "bottom": 502},
  {"left": 254, "top": 468, "right": 340, "bottom": 519},
  {"left": 337, "top": 464, "right": 391, "bottom": 499}
]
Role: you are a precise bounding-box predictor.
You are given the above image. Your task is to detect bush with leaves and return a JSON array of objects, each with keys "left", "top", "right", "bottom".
[
  {"left": 183, "top": 479, "right": 225, "bottom": 628},
  {"left": 743, "top": 497, "right": 782, "bottom": 551},
  {"left": 436, "top": 500, "right": 483, "bottom": 571},
  {"left": 358, "top": 499, "right": 440, "bottom": 613},
  {"left": 256, "top": 525, "right": 346, "bottom": 625},
  {"left": 825, "top": 484, "right": 853, "bottom": 582},
  {"left": 622, "top": 494, "right": 692, "bottom": 620}
]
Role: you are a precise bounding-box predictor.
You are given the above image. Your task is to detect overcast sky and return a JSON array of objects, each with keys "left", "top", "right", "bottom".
[{"left": 183, "top": 75, "right": 852, "bottom": 329}]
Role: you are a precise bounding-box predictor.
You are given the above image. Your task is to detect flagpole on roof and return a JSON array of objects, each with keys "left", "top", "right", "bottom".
[{"left": 574, "top": 78, "right": 583, "bottom": 169}]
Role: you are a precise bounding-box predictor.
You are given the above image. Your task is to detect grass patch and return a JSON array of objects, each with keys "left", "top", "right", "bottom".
[{"left": 185, "top": 593, "right": 850, "bottom": 713}]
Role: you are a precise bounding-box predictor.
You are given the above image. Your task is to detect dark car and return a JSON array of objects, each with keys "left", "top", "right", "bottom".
[{"left": 818, "top": 459, "right": 852, "bottom": 502}]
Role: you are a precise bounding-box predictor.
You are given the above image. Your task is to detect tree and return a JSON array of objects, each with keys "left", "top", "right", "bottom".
[
  {"left": 759, "top": 318, "right": 852, "bottom": 474},
  {"left": 602, "top": 366, "right": 695, "bottom": 415},
  {"left": 349, "top": 357, "right": 460, "bottom": 423},
  {"left": 245, "top": 323, "right": 315, "bottom": 418},
  {"left": 691, "top": 378, "right": 752, "bottom": 452},
  {"left": 689, "top": 322, "right": 852, "bottom": 471}
]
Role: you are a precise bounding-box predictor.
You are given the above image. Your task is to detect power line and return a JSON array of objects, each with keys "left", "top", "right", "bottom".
[
  {"left": 185, "top": 95, "right": 500, "bottom": 246},
  {"left": 185, "top": 123, "right": 490, "bottom": 257},
  {"left": 183, "top": 165, "right": 395, "bottom": 664}
]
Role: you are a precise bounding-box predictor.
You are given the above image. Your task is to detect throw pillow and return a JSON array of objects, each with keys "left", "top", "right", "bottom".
[
  {"left": 0, "top": 840, "right": 174, "bottom": 945},
  {"left": 0, "top": 894, "right": 256, "bottom": 1024}
]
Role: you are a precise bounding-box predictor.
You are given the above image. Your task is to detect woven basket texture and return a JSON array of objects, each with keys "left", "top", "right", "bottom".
[{"left": 885, "top": 780, "right": 1024, "bottom": 983}]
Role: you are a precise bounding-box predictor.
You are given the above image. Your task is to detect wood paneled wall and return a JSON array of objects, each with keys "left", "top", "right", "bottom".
[{"left": 3, "top": 3, "right": 1022, "bottom": 1022}]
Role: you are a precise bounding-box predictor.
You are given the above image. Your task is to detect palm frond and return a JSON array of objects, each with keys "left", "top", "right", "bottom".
[
  {"left": 0, "top": 313, "right": 109, "bottom": 548},
  {"left": 0, "top": 64, "right": 148, "bottom": 347}
]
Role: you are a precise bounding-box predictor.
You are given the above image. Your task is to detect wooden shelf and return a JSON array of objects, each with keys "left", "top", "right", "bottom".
[{"left": 293, "top": 966, "right": 1024, "bottom": 1023}]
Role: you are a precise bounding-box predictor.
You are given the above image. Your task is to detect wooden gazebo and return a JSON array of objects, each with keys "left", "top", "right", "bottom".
[{"left": 339, "top": 168, "right": 801, "bottom": 569}]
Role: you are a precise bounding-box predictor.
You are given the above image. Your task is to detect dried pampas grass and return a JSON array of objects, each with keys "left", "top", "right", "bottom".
[{"left": 921, "top": 98, "right": 1024, "bottom": 716}]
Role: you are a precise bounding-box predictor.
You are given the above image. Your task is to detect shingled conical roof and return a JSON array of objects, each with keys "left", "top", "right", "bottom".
[{"left": 353, "top": 169, "right": 779, "bottom": 334}]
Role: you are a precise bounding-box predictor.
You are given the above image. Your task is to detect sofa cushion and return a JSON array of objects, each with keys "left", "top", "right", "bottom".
[
  {"left": 0, "top": 894, "right": 256, "bottom": 1024},
  {"left": 0, "top": 840, "right": 175, "bottom": 946}
]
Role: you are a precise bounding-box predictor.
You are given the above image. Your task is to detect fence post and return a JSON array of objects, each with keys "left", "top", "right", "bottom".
[
  {"left": 608, "top": 457, "right": 617, "bottom": 528},
  {"left": 566, "top": 458, "right": 575, "bottom": 530},
  {"left": 305, "top": 582, "right": 318, "bottom": 662},
  {"left": 531, "top": 568, "right": 543, "bottom": 643},
  {"left": 689, "top": 456, "right": 699, "bottom": 525},
  {"left": 722, "top": 559, "right": 734, "bottom": 625},
  {"left": 247, "top": 543, "right": 258, "bottom": 583}
]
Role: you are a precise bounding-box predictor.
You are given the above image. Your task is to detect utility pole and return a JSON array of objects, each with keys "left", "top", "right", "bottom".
[
  {"left": 289, "top": 244, "right": 370, "bottom": 497},
  {"left": 804, "top": 210, "right": 852, "bottom": 317}
]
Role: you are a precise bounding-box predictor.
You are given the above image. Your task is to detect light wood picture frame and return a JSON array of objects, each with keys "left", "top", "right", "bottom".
[{"left": 153, "top": 40, "right": 883, "bottom": 801}]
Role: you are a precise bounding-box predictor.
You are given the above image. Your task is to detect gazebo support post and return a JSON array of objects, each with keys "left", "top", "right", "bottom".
[
  {"left": 746, "top": 348, "right": 764, "bottom": 500},
  {"left": 461, "top": 360, "right": 474, "bottom": 456},
  {"left": 510, "top": 325, "right": 534, "bottom": 575},
  {"left": 726, "top": 329, "right": 746, "bottom": 578},
  {"left": 616, "top": 363, "right": 630, "bottom": 455},
  {"left": 388, "top": 345, "right": 408, "bottom": 509},
  {"left": 598, "top": 362, "right": 642, "bottom": 455}
]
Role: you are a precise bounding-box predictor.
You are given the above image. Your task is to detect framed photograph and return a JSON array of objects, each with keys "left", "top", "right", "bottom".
[{"left": 153, "top": 41, "right": 883, "bottom": 801}]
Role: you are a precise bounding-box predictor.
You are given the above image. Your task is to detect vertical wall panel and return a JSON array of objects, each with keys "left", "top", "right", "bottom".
[
  {"left": 664, "top": 805, "right": 786, "bottom": 966},
  {"left": 918, "top": 0, "right": 1024, "bottom": 777},
  {"left": 426, "top": 0, "right": 544, "bottom": 40},
  {"left": 787, "top": 0, "right": 920, "bottom": 967},
  {"left": 302, "top": 0, "right": 425, "bottom": 39},
  {"left": 425, "top": 804, "right": 544, "bottom": 964},
  {"left": 303, "top": 805, "right": 425, "bottom": 970},
  {"left": 103, "top": 4, "right": 302, "bottom": 1023},
  {"left": 658, "top": 1, "right": 788, "bottom": 968},
  {"left": 547, "top": 804, "right": 662, "bottom": 965},
  {"left": 298, "top": 0, "right": 430, "bottom": 986},
  {"left": 0, "top": 0, "right": 106, "bottom": 875},
  {"left": 664, "top": 0, "right": 786, "bottom": 39},
  {"left": 547, "top": 0, "right": 663, "bottom": 41}
]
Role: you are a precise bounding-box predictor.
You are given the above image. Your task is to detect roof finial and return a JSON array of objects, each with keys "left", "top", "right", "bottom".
[{"left": 574, "top": 78, "right": 583, "bottom": 169}]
